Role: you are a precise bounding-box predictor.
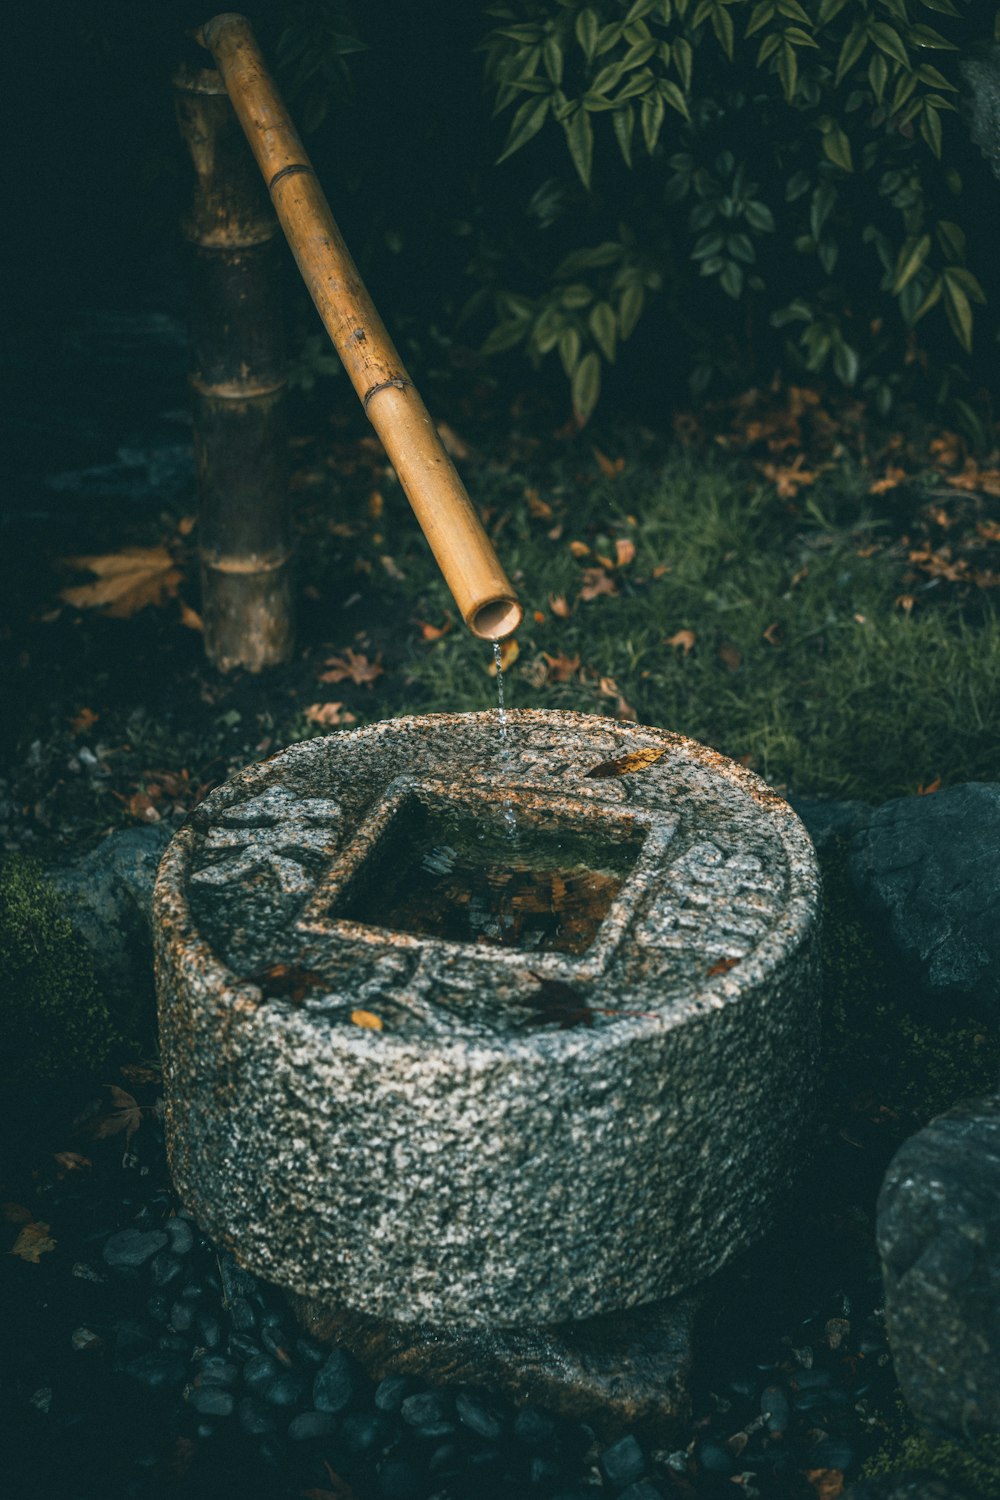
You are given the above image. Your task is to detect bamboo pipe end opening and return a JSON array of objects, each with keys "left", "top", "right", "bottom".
[{"left": 468, "top": 597, "right": 522, "bottom": 642}]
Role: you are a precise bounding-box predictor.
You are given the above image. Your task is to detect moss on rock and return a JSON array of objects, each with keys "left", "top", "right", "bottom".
[
  {"left": 861, "top": 1413, "right": 1000, "bottom": 1495},
  {"left": 0, "top": 855, "right": 118, "bottom": 1086}
]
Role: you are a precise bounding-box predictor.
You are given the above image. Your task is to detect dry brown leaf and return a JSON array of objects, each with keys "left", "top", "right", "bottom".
[
  {"left": 524, "top": 487, "right": 553, "bottom": 520},
  {"left": 895, "top": 594, "right": 915, "bottom": 614},
  {"left": 593, "top": 446, "right": 625, "bottom": 479},
  {"left": 718, "top": 644, "right": 742, "bottom": 671},
  {"left": 251, "top": 963, "right": 326, "bottom": 1003},
  {"left": 805, "top": 1470, "right": 845, "bottom": 1500},
  {"left": 946, "top": 461, "right": 1000, "bottom": 496},
  {"left": 351, "top": 1009, "right": 383, "bottom": 1031},
  {"left": 542, "top": 651, "right": 581, "bottom": 683},
  {"left": 379, "top": 555, "right": 406, "bottom": 581},
  {"left": 87, "top": 1085, "right": 143, "bottom": 1144},
  {"left": 177, "top": 514, "right": 197, "bottom": 537},
  {"left": 179, "top": 602, "right": 203, "bottom": 632},
  {"left": 762, "top": 622, "right": 783, "bottom": 646},
  {"left": 918, "top": 776, "right": 942, "bottom": 796},
  {"left": 488, "top": 638, "right": 519, "bottom": 674},
  {"left": 2, "top": 1202, "right": 34, "bottom": 1225},
  {"left": 319, "top": 649, "right": 384, "bottom": 688},
  {"left": 652, "top": 563, "right": 670, "bottom": 579},
  {"left": 977, "top": 519, "right": 1000, "bottom": 542},
  {"left": 929, "top": 431, "right": 964, "bottom": 468},
  {"left": 69, "top": 707, "right": 99, "bottom": 735},
  {"left": 757, "top": 453, "right": 820, "bottom": 498},
  {"left": 59, "top": 547, "right": 182, "bottom": 618},
  {"left": 666, "top": 629, "right": 696, "bottom": 655},
  {"left": 869, "top": 466, "right": 907, "bottom": 495},
  {"left": 707, "top": 956, "right": 740, "bottom": 977},
  {"left": 54, "top": 1152, "right": 92, "bottom": 1173},
  {"left": 10, "top": 1221, "right": 56, "bottom": 1263},
  {"left": 790, "top": 564, "right": 809, "bottom": 587},
  {"left": 585, "top": 747, "right": 667, "bottom": 779},
  {"left": 305, "top": 702, "right": 357, "bottom": 728},
  {"left": 549, "top": 593, "right": 571, "bottom": 619},
  {"left": 568, "top": 540, "right": 591, "bottom": 559},
  {"left": 615, "top": 537, "right": 636, "bottom": 568},
  {"left": 532, "top": 610, "right": 545, "bottom": 625},
  {"left": 578, "top": 568, "right": 618, "bottom": 602},
  {"left": 436, "top": 421, "right": 470, "bottom": 459},
  {"left": 415, "top": 614, "right": 452, "bottom": 642}
]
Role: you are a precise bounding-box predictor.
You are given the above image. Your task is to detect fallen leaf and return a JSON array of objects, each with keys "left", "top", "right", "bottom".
[
  {"left": 379, "top": 555, "right": 406, "bottom": 581},
  {"left": 351, "top": 1009, "right": 383, "bottom": 1031},
  {"left": 179, "top": 602, "right": 203, "bottom": 632},
  {"left": 762, "top": 622, "right": 783, "bottom": 646},
  {"left": 707, "top": 957, "right": 740, "bottom": 977},
  {"left": 790, "top": 564, "right": 809, "bottom": 586},
  {"left": 415, "top": 614, "right": 452, "bottom": 641},
  {"left": 436, "top": 421, "right": 470, "bottom": 459},
  {"left": 917, "top": 776, "right": 942, "bottom": 796},
  {"left": 585, "top": 747, "right": 666, "bottom": 779},
  {"left": 128, "top": 789, "right": 161, "bottom": 823},
  {"left": 532, "top": 610, "right": 545, "bottom": 624},
  {"left": 69, "top": 707, "right": 99, "bottom": 734},
  {"left": 578, "top": 567, "right": 618, "bottom": 602},
  {"left": 549, "top": 593, "right": 571, "bottom": 618},
  {"left": 667, "top": 629, "right": 696, "bottom": 655},
  {"left": 59, "top": 547, "right": 182, "bottom": 618},
  {"left": 87, "top": 1086, "right": 143, "bottom": 1145},
  {"left": 652, "top": 563, "right": 670, "bottom": 579},
  {"left": 805, "top": 1471, "right": 845, "bottom": 1500},
  {"left": 53, "top": 1152, "right": 92, "bottom": 1173},
  {"left": 10, "top": 1221, "right": 56, "bottom": 1262},
  {"left": 869, "top": 466, "right": 907, "bottom": 495},
  {"left": 305, "top": 702, "right": 357, "bottom": 728},
  {"left": 542, "top": 651, "right": 581, "bottom": 683},
  {"left": 895, "top": 594, "right": 915, "bottom": 613},
  {"left": 593, "top": 446, "right": 624, "bottom": 479},
  {"left": 977, "top": 519, "right": 1000, "bottom": 543},
  {"left": 569, "top": 540, "right": 591, "bottom": 559},
  {"left": 2, "top": 1203, "right": 34, "bottom": 1225},
  {"left": 615, "top": 537, "right": 636, "bottom": 567},
  {"left": 319, "top": 649, "right": 384, "bottom": 687},
  {"left": 523, "top": 973, "right": 593, "bottom": 1030},
  {"left": 368, "top": 490, "right": 384, "bottom": 520},
  {"left": 524, "top": 488, "right": 553, "bottom": 520},
  {"left": 488, "top": 638, "right": 519, "bottom": 674},
  {"left": 757, "top": 453, "right": 820, "bottom": 498},
  {"left": 718, "top": 643, "right": 742, "bottom": 671},
  {"left": 251, "top": 963, "right": 326, "bottom": 1004}
]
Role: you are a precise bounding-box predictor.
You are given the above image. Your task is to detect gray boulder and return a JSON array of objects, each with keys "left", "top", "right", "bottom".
[
  {"left": 848, "top": 783, "right": 1000, "bottom": 1015},
  {"left": 877, "top": 1095, "right": 1000, "bottom": 1438},
  {"left": 787, "top": 795, "right": 872, "bottom": 854},
  {"left": 846, "top": 1473, "right": 972, "bottom": 1500},
  {"left": 49, "top": 824, "right": 172, "bottom": 1033}
]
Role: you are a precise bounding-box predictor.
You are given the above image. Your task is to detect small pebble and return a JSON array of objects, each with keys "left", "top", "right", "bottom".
[
  {"left": 313, "top": 1348, "right": 357, "bottom": 1414},
  {"left": 229, "top": 1297, "right": 257, "bottom": 1333},
  {"left": 189, "top": 1387, "right": 234, "bottom": 1417},
  {"left": 146, "top": 1293, "right": 171, "bottom": 1324},
  {"left": 148, "top": 1250, "right": 183, "bottom": 1288},
  {"left": 294, "top": 1334, "right": 326, "bottom": 1366},
  {"left": 238, "top": 1396, "right": 277, "bottom": 1436},
  {"left": 530, "top": 1454, "right": 563, "bottom": 1486},
  {"left": 263, "top": 1369, "right": 307, "bottom": 1407},
  {"left": 195, "top": 1356, "right": 238, "bottom": 1387},
  {"left": 697, "top": 1440, "right": 736, "bottom": 1477},
  {"left": 342, "top": 1410, "right": 391, "bottom": 1453},
  {"left": 103, "top": 1228, "right": 167, "bottom": 1268},
  {"left": 243, "top": 1353, "right": 280, "bottom": 1395},
  {"left": 165, "top": 1217, "right": 194, "bottom": 1255},
  {"left": 599, "top": 1433, "right": 645, "bottom": 1488},
  {"left": 618, "top": 1482, "right": 664, "bottom": 1500},
  {"left": 456, "top": 1389, "right": 505, "bottom": 1440},
  {"left": 288, "top": 1410, "right": 338, "bottom": 1440},
  {"left": 228, "top": 1333, "right": 259, "bottom": 1361},
  {"left": 761, "top": 1383, "right": 791, "bottom": 1433},
  {"left": 197, "top": 1312, "right": 222, "bottom": 1348},
  {"left": 168, "top": 1299, "right": 194, "bottom": 1333},
  {"left": 514, "top": 1406, "right": 556, "bottom": 1447},
  {"left": 374, "top": 1373, "right": 410, "bottom": 1412},
  {"left": 400, "top": 1390, "right": 455, "bottom": 1438}
]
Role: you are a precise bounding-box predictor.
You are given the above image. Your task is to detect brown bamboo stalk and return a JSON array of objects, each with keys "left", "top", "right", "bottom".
[
  {"left": 197, "top": 14, "right": 522, "bottom": 641},
  {"left": 174, "top": 61, "right": 294, "bottom": 673}
]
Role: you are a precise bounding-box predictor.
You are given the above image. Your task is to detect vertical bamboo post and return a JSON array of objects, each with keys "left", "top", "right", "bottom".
[{"left": 174, "top": 62, "right": 294, "bottom": 672}]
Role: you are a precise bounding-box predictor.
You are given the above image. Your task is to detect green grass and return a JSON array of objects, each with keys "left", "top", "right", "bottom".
[{"left": 336, "top": 440, "right": 1000, "bottom": 803}]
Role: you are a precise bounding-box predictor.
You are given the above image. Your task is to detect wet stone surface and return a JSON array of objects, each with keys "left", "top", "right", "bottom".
[{"left": 155, "top": 710, "right": 821, "bottom": 1326}]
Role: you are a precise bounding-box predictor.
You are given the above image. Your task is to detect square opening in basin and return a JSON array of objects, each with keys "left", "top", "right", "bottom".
[{"left": 329, "top": 789, "right": 645, "bottom": 956}]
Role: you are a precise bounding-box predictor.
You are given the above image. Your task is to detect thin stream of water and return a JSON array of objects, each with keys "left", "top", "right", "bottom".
[{"left": 492, "top": 641, "right": 518, "bottom": 838}]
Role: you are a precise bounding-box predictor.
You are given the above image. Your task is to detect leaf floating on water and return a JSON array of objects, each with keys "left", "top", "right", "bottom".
[
  {"left": 585, "top": 747, "right": 666, "bottom": 779},
  {"left": 350, "top": 1009, "right": 383, "bottom": 1031},
  {"left": 251, "top": 963, "right": 326, "bottom": 1004},
  {"left": 707, "top": 956, "right": 741, "bottom": 977},
  {"left": 523, "top": 973, "right": 593, "bottom": 1030}
]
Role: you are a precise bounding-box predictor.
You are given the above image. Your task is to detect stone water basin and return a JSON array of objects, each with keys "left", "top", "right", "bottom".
[{"left": 154, "top": 710, "right": 821, "bottom": 1327}]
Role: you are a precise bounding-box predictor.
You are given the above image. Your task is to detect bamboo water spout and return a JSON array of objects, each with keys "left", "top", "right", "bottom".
[{"left": 197, "top": 13, "right": 522, "bottom": 641}]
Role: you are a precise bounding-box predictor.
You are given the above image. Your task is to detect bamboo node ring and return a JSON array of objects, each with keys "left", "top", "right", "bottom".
[
  {"left": 363, "top": 377, "right": 412, "bottom": 411},
  {"left": 268, "top": 163, "right": 316, "bottom": 192}
]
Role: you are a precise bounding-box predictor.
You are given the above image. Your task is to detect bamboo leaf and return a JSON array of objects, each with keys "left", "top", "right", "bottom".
[
  {"left": 920, "top": 102, "right": 943, "bottom": 157},
  {"left": 589, "top": 301, "right": 618, "bottom": 361},
  {"left": 758, "top": 33, "right": 781, "bottom": 62},
  {"left": 624, "top": 38, "right": 658, "bottom": 67},
  {"left": 835, "top": 24, "right": 868, "bottom": 84},
  {"left": 576, "top": 7, "right": 600, "bottom": 62},
  {"left": 658, "top": 78, "right": 691, "bottom": 118},
  {"left": 945, "top": 266, "right": 986, "bottom": 303},
  {"left": 918, "top": 0, "right": 960, "bottom": 13},
  {"left": 916, "top": 63, "right": 957, "bottom": 90},
  {"left": 745, "top": 199, "right": 776, "bottom": 231},
  {"left": 869, "top": 22, "right": 910, "bottom": 68},
  {"left": 572, "top": 351, "right": 602, "bottom": 426},
  {"left": 543, "top": 35, "right": 564, "bottom": 85},
  {"left": 776, "top": 40, "right": 798, "bottom": 102},
  {"left": 641, "top": 88, "right": 666, "bottom": 152},
  {"left": 817, "top": 0, "right": 850, "bottom": 20},
  {"left": 619, "top": 281, "right": 645, "bottom": 338},
  {"left": 592, "top": 60, "right": 627, "bottom": 95},
  {"left": 892, "top": 233, "right": 932, "bottom": 293},
  {"left": 942, "top": 272, "right": 973, "bottom": 351},
  {"left": 563, "top": 106, "right": 594, "bottom": 187},
  {"left": 674, "top": 37, "right": 693, "bottom": 89},
  {"left": 935, "top": 220, "right": 965, "bottom": 259},
  {"left": 613, "top": 104, "right": 635, "bottom": 167},
  {"left": 913, "top": 275, "right": 942, "bottom": 322},
  {"left": 482, "top": 319, "right": 528, "bottom": 356},
  {"left": 497, "top": 95, "right": 551, "bottom": 163},
  {"left": 712, "top": 5, "right": 735, "bottom": 59},
  {"left": 909, "top": 23, "right": 959, "bottom": 49},
  {"left": 867, "top": 51, "right": 888, "bottom": 103},
  {"left": 615, "top": 69, "right": 656, "bottom": 101},
  {"left": 745, "top": 3, "right": 775, "bottom": 39},
  {"left": 822, "top": 124, "right": 853, "bottom": 171},
  {"left": 559, "top": 325, "right": 582, "bottom": 378},
  {"left": 720, "top": 260, "right": 744, "bottom": 298}
]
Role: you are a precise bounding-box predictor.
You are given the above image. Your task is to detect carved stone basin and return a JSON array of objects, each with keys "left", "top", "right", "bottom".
[{"left": 154, "top": 710, "right": 821, "bottom": 1327}]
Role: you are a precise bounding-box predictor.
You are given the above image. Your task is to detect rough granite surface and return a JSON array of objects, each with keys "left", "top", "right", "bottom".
[
  {"left": 877, "top": 1094, "right": 1000, "bottom": 1439},
  {"left": 154, "top": 710, "right": 821, "bottom": 1327},
  {"left": 848, "top": 782, "right": 1000, "bottom": 1016}
]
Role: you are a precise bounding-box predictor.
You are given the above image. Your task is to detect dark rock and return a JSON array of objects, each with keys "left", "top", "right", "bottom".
[
  {"left": 261, "top": 1324, "right": 294, "bottom": 1360},
  {"left": 600, "top": 1433, "right": 645, "bottom": 1488},
  {"left": 293, "top": 1286, "right": 702, "bottom": 1442},
  {"left": 378, "top": 1456, "right": 422, "bottom": 1500},
  {"left": 961, "top": 47, "right": 1000, "bottom": 185},
  {"left": 121, "top": 1350, "right": 187, "bottom": 1389},
  {"left": 529, "top": 1454, "right": 562, "bottom": 1486},
  {"left": 197, "top": 1312, "right": 222, "bottom": 1348},
  {"left": 809, "top": 1438, "right": 858, "bottom": 1471},
  {"left": 165, "top": 1216, "right": 195, "bottom": 1255},
  {"left": 697, "top": 1440, "right": 736, "bottom": 1477},
  {"left": 195, "top": 1357, "right": 238, "bottom": 1387},
  {"left": 103, "top": 1228, "right": 168, "bottom": 1268},
  {"left": 149, "top": 1251, "right": 183, "bottom": 1288},
  {"left": 342, "top": 1410, "right": 392, "bottom": 1453},
  {"left": 288, "top": 1410, "right": 338, "bottom": 1440},
  {"left": 760, "top": 1383, "right": 790, "bottom": 1434},
  {"left": 263, "top": 1369, "right": 307, "bottom": 1407},
  {"left": 455, "top": 1389, "right": 505, "bottom": 1440},
  {"left": 146, "top": 1293, "right": 171, "bottom": 1324},
  {"left": 789, "top": 796, "right": 872, "bottom": 853},
  {"left": 849, "top": 784, "right": 1000, "bottom": 1014},
  {"left": 168, "top": 1299, "right": 195, "bottom": 1333},
  {"left": 189, "top": 1387, "right": 234, "bottom": 1417},
  {"left": 49, "top": 824, "right": 172, "bottom": 1032},
  {"left": 400, "top": 1389, "right": 455, "bottom": 1438},
  {"left": 877, "top": 1095, "right": 1000, "bottom": 1436},
  {"left": 158, "top": 1333, "right": 189, "bottom": 1352},
  {"left": 375, "top": 1374, "right": 411, "bottom": 1412},
  {"left": 219, "top": 1252, "right": 258, "bottom": 1303},
  {"left": 238, "top": 1396, "right": 278, "bottom": 1436},
  {"left": 514, "top": 1406, "right": 556, "bottom": 1447},
  {"left": 294, "top": 1334, "right": 326, "bottom": 1367},
  {"left": 845, "top": 1472, "right": 974, "bottom": 1500},
  {"left": 230, "top": 1296, "right": 257, "bottom": 1332},
  {"left": 243, "top": 1353, "right": 280, "bottom": 1395},
  {"left": 313, "top": 1348, "right": 357, "bottom": 1413}
]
